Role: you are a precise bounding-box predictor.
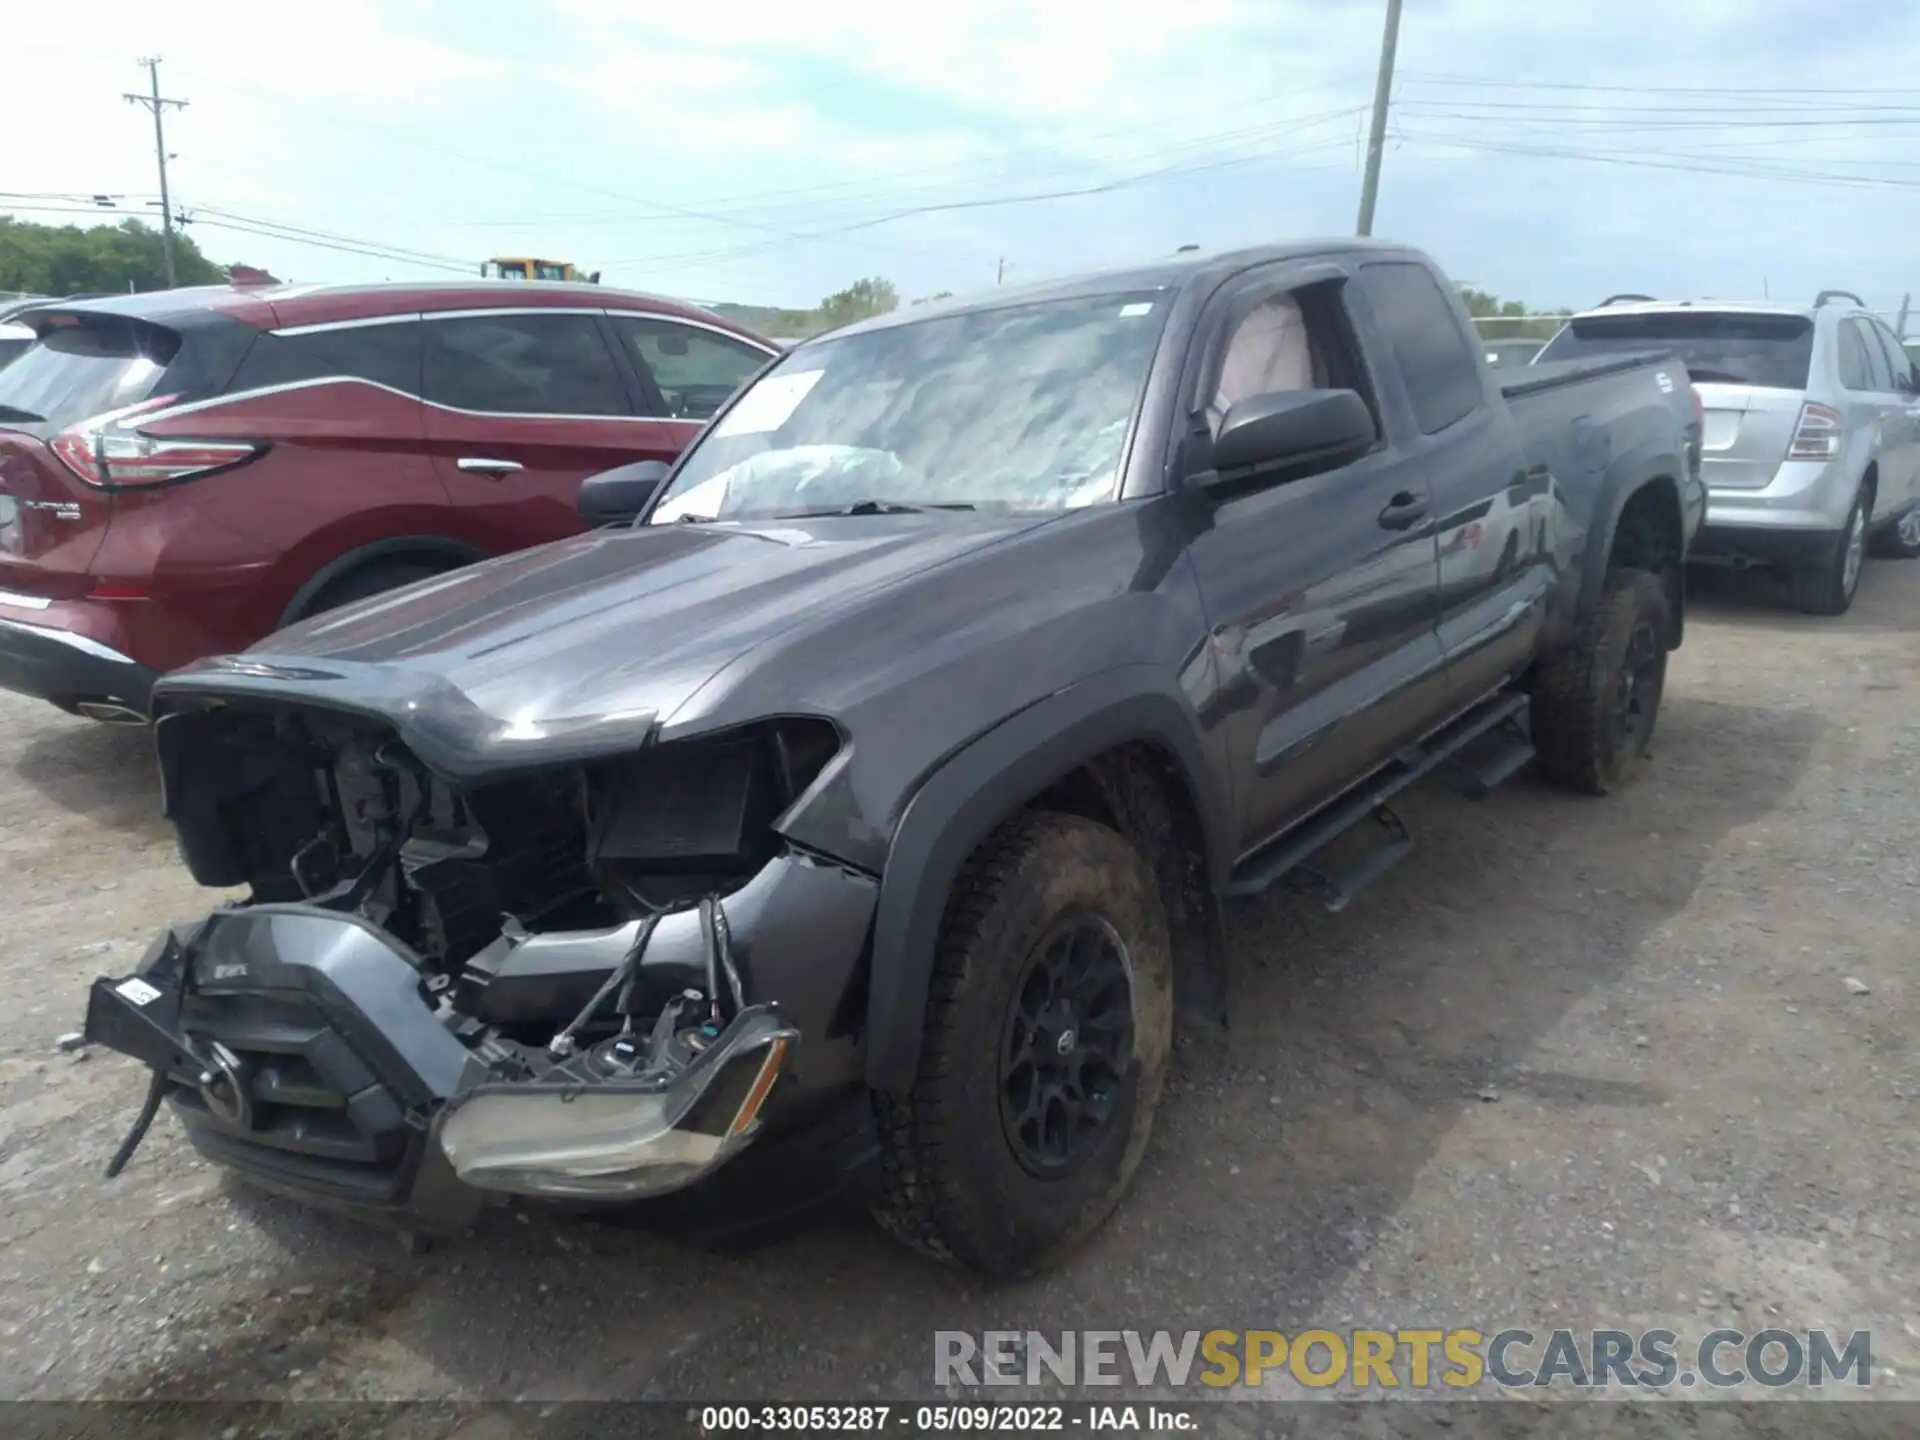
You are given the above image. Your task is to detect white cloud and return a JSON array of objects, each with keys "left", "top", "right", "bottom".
[{"left": 7, "top": 0, "right": 1920, "bottom": 311}]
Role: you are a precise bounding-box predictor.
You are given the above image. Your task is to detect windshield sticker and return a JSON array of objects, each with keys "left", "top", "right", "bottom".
[
  {"left": 1119, "top": 302, "right": 1154, "bottom": 318},
  {"left": 713, "top": 368, "right": 825, "bottom": 437}
]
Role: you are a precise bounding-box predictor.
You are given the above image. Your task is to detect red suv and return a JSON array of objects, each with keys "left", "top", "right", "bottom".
[{"left": 0, "top": 281, "right": 776, "bottom": 720}]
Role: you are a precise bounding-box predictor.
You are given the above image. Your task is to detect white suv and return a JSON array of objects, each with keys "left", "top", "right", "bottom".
[{"left": 1537, "top": 292, "right": 1920, "bottom": 614}]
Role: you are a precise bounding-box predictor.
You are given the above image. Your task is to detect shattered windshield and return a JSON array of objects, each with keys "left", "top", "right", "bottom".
[{"left": 649, "top": 291, "right": 1170, "bottom": 522}]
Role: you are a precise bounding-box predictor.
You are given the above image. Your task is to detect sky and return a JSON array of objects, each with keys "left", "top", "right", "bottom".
[{"left": 9, "top": 0, "right": 1920, "bottom": 322}]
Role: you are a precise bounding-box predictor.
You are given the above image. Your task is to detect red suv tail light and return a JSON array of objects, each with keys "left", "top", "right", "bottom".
[
  {"left": 49, "top": 394, "right": 265, "bottom": 490},
  {"left": 1786, "top": 401, "right": 1842, "bottom": 461}
]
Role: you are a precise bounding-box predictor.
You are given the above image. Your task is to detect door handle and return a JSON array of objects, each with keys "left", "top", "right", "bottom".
[
  {"left": 456, "top": 456, "right": 523, "bottom": 476},
  {"left": 1377, "top": 492, "right": 1429, "bottom": 531}
]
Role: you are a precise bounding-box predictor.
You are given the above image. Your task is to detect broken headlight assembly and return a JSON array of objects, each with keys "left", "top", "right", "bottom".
[
  {"left": 88, "top": 708, "right": 854, "bottom": 1207},
  {"left": 438, "top": 718, "right": 843, "bottom": 1198},
  {"left": 438, "top": 1001, "right": 798, "bottom": 1199}
]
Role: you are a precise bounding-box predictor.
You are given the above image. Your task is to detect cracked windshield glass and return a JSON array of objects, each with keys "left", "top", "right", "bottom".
[{"left": 650, "top": 292, "right": 1169, "bottom": 522}]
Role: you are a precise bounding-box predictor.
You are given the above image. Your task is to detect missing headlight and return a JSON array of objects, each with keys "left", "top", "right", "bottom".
[{"left": 585, "top": 719, "right": 841, "bottom": 907}]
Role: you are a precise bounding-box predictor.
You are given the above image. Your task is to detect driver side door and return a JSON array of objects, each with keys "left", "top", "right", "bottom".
[{"left": 1180, "top": 263, "right": 1447, "bottom": 853}]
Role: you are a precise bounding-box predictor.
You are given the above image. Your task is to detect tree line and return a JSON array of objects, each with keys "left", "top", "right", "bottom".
[{"left": 0, "top": 217, "right": 232, "bottom": 295}]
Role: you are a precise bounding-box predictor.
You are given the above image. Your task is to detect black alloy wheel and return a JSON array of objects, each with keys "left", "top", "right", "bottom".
[{"left": 997, "top": 914, "right": 1136, "bottom": 1177}]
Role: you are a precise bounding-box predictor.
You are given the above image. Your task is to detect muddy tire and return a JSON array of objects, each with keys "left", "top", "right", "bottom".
[
  {"left": 1530, "top": 568, "right": 1671, "bottom": 796},
  {"left": 871, "top": 811, "right": 1173, "bottom": 1277},
  {"left": 1790, "top": 486, "right": 1869, "bottom": 615}
]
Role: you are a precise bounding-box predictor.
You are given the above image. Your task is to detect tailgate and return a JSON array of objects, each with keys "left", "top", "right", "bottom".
[
  {"left": 1694, "top": 384, "right": 1803, "bottom": 491},
  {"left": 0, "top": 425, "right": 111, "bottom": 602}
]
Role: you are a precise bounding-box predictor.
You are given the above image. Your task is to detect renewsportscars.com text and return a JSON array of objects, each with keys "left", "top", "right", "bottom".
[{"left": 934, "top": 1328, "right": 1875, "bottom": 1391}]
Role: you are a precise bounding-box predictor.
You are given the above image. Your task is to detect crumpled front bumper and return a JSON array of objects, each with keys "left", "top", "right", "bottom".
[{"left": 80, "top": 904, "right": 807, "bottom": 1232}]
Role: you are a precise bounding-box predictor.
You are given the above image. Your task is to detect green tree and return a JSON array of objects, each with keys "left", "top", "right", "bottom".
[
  {"left": 0, "top": 216, "right": 227, "bottom": 295},
  {"left": 815, "top": 276, "right": 899, "bottom": 332}
]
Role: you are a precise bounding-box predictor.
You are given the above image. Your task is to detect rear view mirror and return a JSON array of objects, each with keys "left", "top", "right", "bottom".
[
  {"left": 1202, "top": 388, "right": 1376, "bottom": 487},
  {"left": 578, "top": 459, "right": 671, "bottom": 526}
]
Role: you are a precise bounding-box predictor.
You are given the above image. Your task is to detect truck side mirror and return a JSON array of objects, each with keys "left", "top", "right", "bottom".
[
  {"left": 1200, "top": 388, "right": 1377, "bottom": 489},
  {"left": 578, "top": 459, "right": 671, "bottom": 526}
]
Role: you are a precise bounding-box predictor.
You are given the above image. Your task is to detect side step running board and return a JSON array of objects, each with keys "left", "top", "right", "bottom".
[{"left": 1225, "top": 690, "right": 1529, "bottom": 904}]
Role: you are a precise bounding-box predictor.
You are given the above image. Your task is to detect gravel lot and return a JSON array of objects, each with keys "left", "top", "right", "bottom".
[{"left": 1, "top": 561, "right": 1915, "bottom": 1435}]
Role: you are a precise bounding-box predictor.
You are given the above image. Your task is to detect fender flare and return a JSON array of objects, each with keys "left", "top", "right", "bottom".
[
  {"left": 1575, "top": 458, "right": 1687, "bottom": 635},
  {"left": 278, "top": 535, "right": 486, "bottom": 628},
  {"left": 863, "top": 665, "right": 1234, "bottom": 1091}
]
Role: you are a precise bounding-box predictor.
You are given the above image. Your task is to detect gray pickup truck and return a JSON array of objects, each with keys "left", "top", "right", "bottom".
[{"left": 80, "top": 240, "right": 1703, "bottom": 1275}]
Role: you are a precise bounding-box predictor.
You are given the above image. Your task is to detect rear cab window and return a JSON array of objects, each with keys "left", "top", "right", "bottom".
[
  {"left": 1537, "top": 311, "right": 1814, "bottom": 390},
  {"left": 0, "top": 313, "right": 179, "bottom": 426},
  {"left": 1355, "top": 261, "right": 1484, "bottom": 434}
]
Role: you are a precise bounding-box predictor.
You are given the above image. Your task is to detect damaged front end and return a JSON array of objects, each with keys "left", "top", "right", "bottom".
[{"left": 82, "top": 699, "right": 877, "bottom": 1232}]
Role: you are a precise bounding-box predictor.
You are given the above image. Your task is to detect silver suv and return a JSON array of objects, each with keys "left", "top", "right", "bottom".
[{"left": 1537, "top": 292, "right": 1920, "bottom": 614}]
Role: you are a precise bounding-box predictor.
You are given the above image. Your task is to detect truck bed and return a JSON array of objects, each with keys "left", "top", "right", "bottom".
[{"left": 1501, "top": 351, "right": 1694, "bottom": 503}]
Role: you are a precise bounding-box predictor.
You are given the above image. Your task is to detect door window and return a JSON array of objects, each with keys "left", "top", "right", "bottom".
[
  {"left": 1867, "top": 321, "right": 1915, "bottom": 394},
  {"left": 611, "top": 317, "right": 770, "bottom": 420},
  {"left": 230, "top": 320, "right": 421, "bottom": 395},
  {"left": 1838, "top": 321, "right": 1879, "bottom": 392},
  {"left": 422, "top": 312, "right": 627, "bottom": 416},
  {"left": 1209, "top": 294, "right": 1319, "bottom": 434},
  {"left": 1204, "top": 279, "right": 1379, "bottom": 442},
  {"left": 1356, "top": 261, "right": 1483, "bottom": 434}
]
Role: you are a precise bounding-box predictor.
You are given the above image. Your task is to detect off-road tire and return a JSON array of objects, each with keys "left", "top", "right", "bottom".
[
  {"left": 306, "top": 558, "right": 452, "bottom": 617},
  {"left": 1868, "top": 501, "right": 1920, "bottom": 560},
  {"left": 1530, "top": 568, "right": 1671, "bottom": 796},
  {"left": 1790, "top": 486, "right": 1869, "bottom": 615},
  {"left": 872, "top": 811, "right": 1174, "bottom": 1277}
]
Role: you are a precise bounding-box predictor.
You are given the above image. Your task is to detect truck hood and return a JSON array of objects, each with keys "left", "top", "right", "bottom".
[{"left": 157, "top": 513, "right": 1050, "bottom": 776}]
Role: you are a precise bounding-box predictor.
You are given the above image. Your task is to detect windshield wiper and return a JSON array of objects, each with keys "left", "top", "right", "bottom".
[
  {"left": 0, "top": 405, "right": 46, "bottom": 423},
  {"left": 780, "top": 498, "right": 977, "bottom": 518}
]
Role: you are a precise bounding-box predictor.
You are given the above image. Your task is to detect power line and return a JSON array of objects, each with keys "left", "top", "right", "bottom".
[
  {"left": 185, "top": 204, "right": 476, "bottom": 269},
  {"left": 589, "top": 131, "right": 1363, "bottom": 273},
  {"left": 451, "top": 96, "right": 1373, "bottom": 232},
  {"left": 185, "top": 215, "right": 478, "bottom": 273},
  {"left": 1396, "top": 129, "right": 1920, "bottom": 193},
  {"left": 124, "top": 59, "right": 187, "bottom": 286},
  {"left": 1401, "top": 72, "right": 1920, "bottom": 98}
]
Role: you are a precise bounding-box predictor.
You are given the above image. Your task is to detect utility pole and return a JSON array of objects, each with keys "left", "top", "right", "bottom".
[
  {"left": 996, "top": 258, "right": 1008, "bottom": 285},
  {"left": 1354, "top": 0, "right": 1404, "bottom": 237},
  {"left": 125, "top": 57, "right": 187, "bottom": 287}
]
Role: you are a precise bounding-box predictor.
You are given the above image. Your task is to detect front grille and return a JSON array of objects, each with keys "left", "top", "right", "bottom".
[{"left": 172, "top": 989, "right": 422, "bottom": 1204}]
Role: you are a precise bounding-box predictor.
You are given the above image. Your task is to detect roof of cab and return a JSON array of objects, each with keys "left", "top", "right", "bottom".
[
  {"left": 21, "top": 279, "right": 769, "bottom": 344},
  {"left": 812, "top": 237, "right": 1424, "bottom": 344}
]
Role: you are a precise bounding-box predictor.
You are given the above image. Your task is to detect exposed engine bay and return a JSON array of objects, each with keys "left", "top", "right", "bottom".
[{"left": 83, "top": 700, "right": 874, "bottom": 1214}]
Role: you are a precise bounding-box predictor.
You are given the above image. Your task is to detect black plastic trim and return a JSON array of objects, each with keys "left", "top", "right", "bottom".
[{"left": 865, "top": 667, "right": 1230, "bottom": 1090}]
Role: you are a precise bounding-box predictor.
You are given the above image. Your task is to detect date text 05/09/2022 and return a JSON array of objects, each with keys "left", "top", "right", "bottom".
[{"left": 696, "top": 1404, "right": 1198, "bottom": 1433}]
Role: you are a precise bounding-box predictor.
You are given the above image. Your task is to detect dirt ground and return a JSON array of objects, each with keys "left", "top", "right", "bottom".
[{"left": 0, "top": 560, "right": 1915, "bottom": 1437}]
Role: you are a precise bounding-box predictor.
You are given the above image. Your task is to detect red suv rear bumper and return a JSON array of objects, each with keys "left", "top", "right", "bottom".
[{"left": 0, "top": 597, "right": 162, "bottom": 717}]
